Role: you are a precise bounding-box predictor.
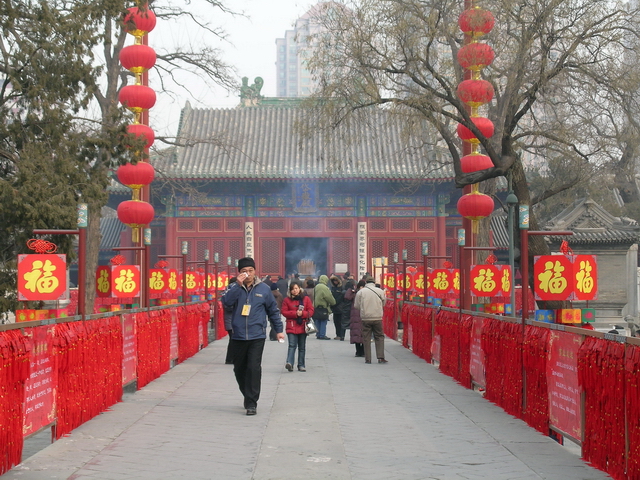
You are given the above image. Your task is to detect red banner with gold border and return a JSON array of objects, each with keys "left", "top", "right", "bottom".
[
  {"left": 121, "top": 314, "right": 137, "bottom": 385},
  {"left": 149, "top": 269, "right": 168, "bottom": 298},
  {"left": 534, "top": 255, "right": 574, "bottom": 301},
  {"left": 18, "top": 254, "right": 68, "bottom": 301},
  {"left": 470, "top": 264, "right": 501, "bottom": 297},
  {"left": 573, "top": 255, "right": 597, "bottom": 301}
]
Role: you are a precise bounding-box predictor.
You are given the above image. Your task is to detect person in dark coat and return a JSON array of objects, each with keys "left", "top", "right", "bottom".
[
  {"left": 341, "top": 279, "right": 355, "bottom": 334},
  {"left": 222, "top": 258, "right": 284, "bottom": 415},
  {"left": 224, "top": 277, "right": 237, "bottom": 364},
  {"left": 345, "top": 280, "right": 365, "bottom": 357},
  {"left": 330, "top": 275, "right": 346, "bottom": 340},
  {"left": 269, "top": 283, "right": 284, "bottom": 341},
  {"left": 276, "top": 275, "right": 288, "bottom": 298}
]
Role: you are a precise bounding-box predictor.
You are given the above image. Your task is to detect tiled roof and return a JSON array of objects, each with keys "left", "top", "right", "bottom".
[
  {"left": 152, "top": 104, "right": 454, "bottom": 181},
  {"left": 490, "top": 198, "right": 640, "bottom": 248},
  {"left": 100, "top": 213, "right": 125, "bottom": 251}
]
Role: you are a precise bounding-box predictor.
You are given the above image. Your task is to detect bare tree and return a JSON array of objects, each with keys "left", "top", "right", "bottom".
[{"left": 302, "top": 0, "right": 640, "bottom": 265}]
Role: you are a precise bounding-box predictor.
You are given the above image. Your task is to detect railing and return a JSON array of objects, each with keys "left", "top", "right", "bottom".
[
  {"left": 386, "top": 302, "right": 640, "bottom": 480},
  {"left": 0, "top": 302, "right": 212, "bottom": 475}
]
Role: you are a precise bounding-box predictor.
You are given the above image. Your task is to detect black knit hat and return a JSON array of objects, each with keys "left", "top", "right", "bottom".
[{"left": 237, "top": 257, "right": 255, "bottom": 270}]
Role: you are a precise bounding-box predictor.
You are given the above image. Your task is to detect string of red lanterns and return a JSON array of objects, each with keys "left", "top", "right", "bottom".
[
  {"left": 116, "top": 2, "right": 157, "bottom": 243},
  {"left": 456, "top": 0, "right": 496, "bottom": 232}
]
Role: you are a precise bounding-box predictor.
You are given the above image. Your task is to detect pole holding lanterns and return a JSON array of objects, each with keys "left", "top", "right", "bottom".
[{"left": 116, "top": 2, "right": 157, "bottom": 243}]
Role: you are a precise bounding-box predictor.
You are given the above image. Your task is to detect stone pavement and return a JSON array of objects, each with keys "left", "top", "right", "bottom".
[{"left": 4, "top": 327, "right": 611, "bottom": 480}]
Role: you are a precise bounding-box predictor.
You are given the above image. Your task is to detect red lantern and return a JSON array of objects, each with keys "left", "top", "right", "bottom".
[
  {"left": 119, "top": 85, "right": 156, "bottom": 113},
  {"left": 457, "top": 79, "right": 494, "bottom": 107},
  {"left": 117, "top": 162, "right": 155, "bottom": 189},
  {"left": 457, "top": 192, "right": 494, "bottom": 220},
  {"left": 457, "top": 43, "right": 495, "bottom": 71},
  {"left": 119, "top": 44, "right": 157, "bottom": 74},
  {"left": 123, "top": 6, "right": 157, "bottom": 37},
  {"left": 117, "top": 200, "right": 155, "bottom": 227},
  {"left": 126, "top": 124, "right": 155, "bottom": 149},
  {"left": 458, "top": 8, "right": 495, "bottom": 38},
  {"left": 461, "top": 153, "right": 493, "bottom": 173},
  {"left": 457, "top": 117, "right": 494, "bottom": 143}
]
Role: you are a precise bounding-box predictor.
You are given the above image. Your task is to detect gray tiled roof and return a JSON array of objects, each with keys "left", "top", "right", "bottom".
[
  {"left": 152, "top": 104, "right": 454, "bottom": 181},
  {"left": 100, "top": 215, "right": 126, "bottom": 251},
  {"left": 490, "top": 198, "right": 640, "bottom": 248}
]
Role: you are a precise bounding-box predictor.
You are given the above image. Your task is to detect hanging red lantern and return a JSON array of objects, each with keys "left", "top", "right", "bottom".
[
  {"left": 126, "top": 123, "right": 155, "bottom": 149},
  {"left": 117, "top": 162, "right": 155, "bottom": 189},
  {"left": 119, "top": 44, "right": 157, "bottom": 73},
  {"left": 458, "top": 8, "right": 495, "bottom": 38},
  {"left": 457, "top": 117, "right": 494, "bottom": 142},
  {"left": 457, "top": 43, "right": 495, "bottom": 71},
  {"left": 119, "top": 85, "right": 156, "bottom": 113},
  {"left": 457, "top": 79, "right": 494, "bottom": 107},
  {"left": 117, "top": 200, "right": 154, "bottom": 226},
  {"left": 123, "top": 6, "right": 157, "bottom": 37},
  {"left": 457, "top": 192, "right": 494, "bottom": 220},
  {"left": 460, "top": 153, "right": 494, "bottom": 173}
]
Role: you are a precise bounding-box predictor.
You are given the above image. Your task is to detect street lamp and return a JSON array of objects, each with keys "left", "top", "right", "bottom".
[{"left": 506, "top": 191, "right": 518, "bottom": 312}]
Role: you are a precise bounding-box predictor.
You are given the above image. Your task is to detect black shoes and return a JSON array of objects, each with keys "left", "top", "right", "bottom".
[
  {"left": 246, "top": 407, "right": 256, "bottom": 416},
  {"left": 285, "top": 363, "right": 293, "bottom": 372}
]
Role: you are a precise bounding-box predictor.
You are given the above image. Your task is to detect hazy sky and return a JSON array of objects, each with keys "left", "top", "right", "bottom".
[{"left": 148, "top": 0, "right": 315, "bottom": 138}]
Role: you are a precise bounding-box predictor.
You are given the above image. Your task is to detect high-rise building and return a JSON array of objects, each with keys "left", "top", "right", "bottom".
[{"left": 275, "top": 2, "right": 333, "bottom": 97}]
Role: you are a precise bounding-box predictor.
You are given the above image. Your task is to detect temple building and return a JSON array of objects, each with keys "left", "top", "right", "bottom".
[{"left": 135, "top": 87, "right": 465, "bottom": 279}]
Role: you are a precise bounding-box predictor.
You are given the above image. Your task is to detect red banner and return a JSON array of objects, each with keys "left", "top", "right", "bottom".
[
  {"left": 498, "top": 265, "right": 512, "bottom": 297},
  {"left": 121, "top": 314, "right": 137, "bottom": 385},
  {"left": 430, "top": 269, "right": 453, "bottom": 296},
  {"left": 469, "top": 264, "right": 501, "bottom": 297},
  {"left": 469, "top": 316, "right": 486, "bottom": 387},
  {"left": 96, "top": 265, "right": 141, "bottom": 298},
  {"left": 170, "top": 308, "right": 179, "bottom": 360},
  {"left": 18, "top": 254, "right": 67, "bottom": 301},
  {"left": 534, "top": 255, "right": 574, "bottom": 301},
  {"left": 573, "top": 255, "right": 597, "bottom": 301},
  {"left": 23, "top": 326, "right": 56, "bottom": 437},
  {"left": 547, "top": 331, "right": 582, "bottom": 439},
  {"left": 167, "top": 269, "right": 179, "bottom": 295},
  {"left": 149, "top": 269, "right": 168, "bottom": 298}
]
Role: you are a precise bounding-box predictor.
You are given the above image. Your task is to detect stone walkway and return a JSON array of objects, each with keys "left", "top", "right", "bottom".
[{"left": 4, "top": 327, "right": 611, "bottom": 479}]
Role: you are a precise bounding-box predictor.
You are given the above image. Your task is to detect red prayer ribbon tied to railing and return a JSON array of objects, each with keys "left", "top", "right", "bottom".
[{"left": 523, "top": 326, "right": 550, "bottom": 434}]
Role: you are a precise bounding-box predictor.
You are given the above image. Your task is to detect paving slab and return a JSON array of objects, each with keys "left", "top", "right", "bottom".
[{"left": 3, "top": 326, "right": 611, "bottom": 480}]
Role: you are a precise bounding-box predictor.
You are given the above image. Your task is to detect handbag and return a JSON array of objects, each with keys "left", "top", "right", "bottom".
[
  {"left": 312, "top": 305, "right": 329, "bottom": 321},
  {"left": 305, "top": 318, "right": 318, "bottom": 335}
]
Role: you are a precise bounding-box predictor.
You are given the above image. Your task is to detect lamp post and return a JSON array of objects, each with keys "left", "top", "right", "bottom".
[{"left": 506, "top": 189, "right": 518, "bottom": 312}]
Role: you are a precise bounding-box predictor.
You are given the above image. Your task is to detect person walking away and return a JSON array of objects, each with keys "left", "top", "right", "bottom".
[
  {"left": 330, "top": 275, "right": 346, "bottom": 340},
  {"left": 354, "top": 276, "right": 387, "bottom": 364},
  {"left": 276, "top": 275, "right": 288, "bottom": 298},
  {"left": 313, "top": 275, "right": 335, "bottom": 340},
  {"left": 269, "top": 283, "right": 284, "bottom": 341},
  {"left": 281, "top": 280, "right": 314, "bottom": 372},
  {"left": 223, "top": 277, "right": 237, "bottom": 364},
  {"left": 304, "top": 277, "right": 315, "bottom": 303},
  {"left": 222, "top": 257, "right": 284, "bottom": 415}
]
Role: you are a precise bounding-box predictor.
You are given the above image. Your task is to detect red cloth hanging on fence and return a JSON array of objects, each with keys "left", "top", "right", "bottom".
[{"left": 578, "top": 336, "right": 626, "bottom": 480}]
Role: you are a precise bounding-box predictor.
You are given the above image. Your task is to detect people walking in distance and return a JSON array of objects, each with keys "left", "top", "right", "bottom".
[
  {"left": 354, "top": 276, "right": 387, "bottom": 364},
  {"left": 276, "top": 275, "right": 288, "bottom": 298},
  {"left": 344, "top": 279, "right": 364, "bottom": 356},
  {"left": 313, "top": 274, "right": 335, "bottom": 340},
  {"left": 304, "top": 277, "right": 315, "bottom": 303},
  {"left": 330, "top": 275, "right": 346, "bottom": 340},
  {"left": 281, "top": 280, "right": 314, "bottom": 372},
  {"left": 223, "top": 277, "right": 237, "bottom": 364},
  {"left": 269, "top": 283, "right": 284, "bottom": 341},
  {"left": 222, "top": 257, "right": 284, "bottom": 416}
]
